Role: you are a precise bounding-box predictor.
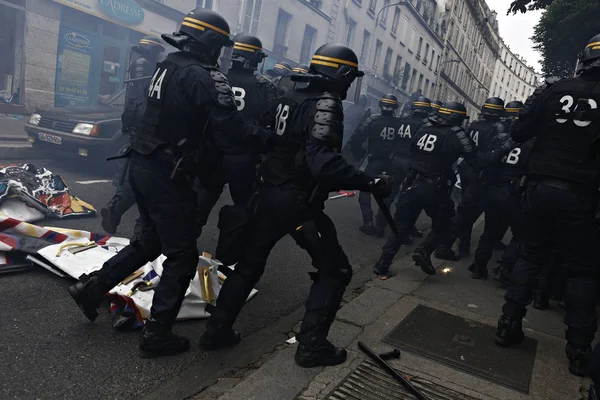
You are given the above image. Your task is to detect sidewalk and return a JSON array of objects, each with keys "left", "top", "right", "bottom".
[
  {"left": 193, "top": 220, "right": 588, "bottom": 400},
  {"left": 0, "top": 113, "right": 34, "bottom": 159}
]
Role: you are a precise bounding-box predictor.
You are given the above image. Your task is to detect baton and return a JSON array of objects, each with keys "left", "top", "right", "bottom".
[
  {"left": 372, "top": 192, "right": 399, "bottom": 236},
  {"left": 358, "top": 341, "right": 430, "bottom": 400}
]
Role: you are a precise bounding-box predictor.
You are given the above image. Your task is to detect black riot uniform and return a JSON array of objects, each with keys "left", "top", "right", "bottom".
[
  {"left": 496, "top": 34, "right": 600, "bottom": 377},
  {"left": 372, "top": 102, "right": 476, "bottom": 278},
  {"left": 200, "top": 44, "right": 391, "bottom": 368},
  {"left": 371, "top": 96, "right": 431, "bottom": 237},
  {"left": 194, "top": 33, "right": 278, "bottom": 234},
  {"left": 351, "top": 94, "right": 405, "bottom": 234},
  {"left": 436, "top": 97, "right": 509, "bottom": 261},
  {"left": 101, "top": 36, "right": 165, "bottom": 235},
  {"left": 268, "top": 61, "right": 292, "bottom": 88},
  {"left": 67, "top": 9, "right": 255, "bottom": 359}
]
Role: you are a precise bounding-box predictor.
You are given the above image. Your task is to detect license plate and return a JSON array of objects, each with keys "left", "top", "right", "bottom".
[{"left": 38, "top": 132, "right": 62, "bottom": 145}]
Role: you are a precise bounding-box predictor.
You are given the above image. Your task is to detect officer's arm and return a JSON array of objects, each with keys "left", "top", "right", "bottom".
[
  {"left": 259, "top": 79, "right": 278, "bottom": 130},
  {"left": 475, "top": 123, "right": 517, "bottom": 167},
  {"left": 511, "top": 78, "right": 557, "bottom": 142},
  {"left": 452, "top": 126, "right": 477, "bottom": 163},
  {"left": 305, "top": 97, "right": 373, "bottom": 191}
]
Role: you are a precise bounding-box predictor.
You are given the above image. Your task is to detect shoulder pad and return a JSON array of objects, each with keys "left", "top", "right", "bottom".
[
  {"left": 209, "top": 70, "right": 236, "bottom": 108},
  {"left": 312, "top": 96, "right": 344, "bottom": 147}
]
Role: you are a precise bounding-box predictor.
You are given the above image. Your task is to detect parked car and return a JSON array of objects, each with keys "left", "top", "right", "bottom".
[{"left": 24, "top": 89, "right": 128, "bottom": 171}]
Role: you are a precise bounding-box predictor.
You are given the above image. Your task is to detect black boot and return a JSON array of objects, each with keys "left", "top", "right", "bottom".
[
  {"left": 469, "top": 262, "right": 488, "bottom": 280},
  {"left": 589, "top": 384, "right": 598, "bottom": 400},
  {"left": 138, "top": 317, "right": 190, "bottom": 358},
  {"left": 565, "top": 343, "right": 592, "bottom": 376},
  {"left": 200, "top": 307, "right": 241, "bottom": 351},
  {"left": 533, "top": 290, "right": 549, "bottom": 310},
  {"left": 413, "top": 248, "right": 436, "bottom": 275},
  {"left": 434, "top": 245, "right": 460, "bottom": 261},
  {"left": 101, "top": 198, "right": 121, "bottom": 235},
  {"left": 295, "top": 334, "right": 347, "bottom": 368},
  {"left": 458, "top": 241, "right": 471, "bottom": 257},
  {"left": 495, "top": 315, "right": 524, "bottom": 347},
  {"left": 494, "top": 265, "right": 510, "bottom": 286},
  {"left": 373, "top": 258, "right": 392, "bottom": 279},
  {"left": 67, "top": 274, "right": 109, "bottom": 322},
  {"left": 359, "top": 222, "right": 378, "bottom": 237}
]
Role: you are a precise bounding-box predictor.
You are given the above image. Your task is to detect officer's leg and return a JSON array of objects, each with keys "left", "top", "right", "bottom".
[
  {"left": 358, "top": 159, "right": 382, "bottom": 234},
  {"left": 471, "top": 187, "right": 507, "bottom": 279},
  {"left": 495, "top": 188, "right": 525, "bottom": 283},
  {"left": 201, "top": 186, "right": 288, "bottom": 350},
  {"left": 415, "top": 184, "right": 454, "bottom": 275},
  {"left": 559, "top": 194, "right": 598, "bottom": 376},
  {"left": 589, "top": 343, "right": 600, "bottom": 396},
  {"left": 497, "top": 186, "right": 552, "bottom": 347},
  {"left": 68, "top": 161, "right": 162, "bottom": 322},
  {"left": 101, "top": 161, "right": 137, "bottom": 235},
  {"left": 223, "top": 153, "right": 258, "bottom": 206},
  {"left": 296, "top": 212, "right": 352, "bottom": 368},
  {"left": 374, "top": 183, "right": 423, "bottom": 277},
  {"left": 194, "top": 184, "right": 224, "bottom": 238}
]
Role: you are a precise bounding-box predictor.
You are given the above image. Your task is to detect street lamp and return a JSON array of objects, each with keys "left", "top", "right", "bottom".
[{"left": 375, "top": 1, "right": 407, "bottom": 28}]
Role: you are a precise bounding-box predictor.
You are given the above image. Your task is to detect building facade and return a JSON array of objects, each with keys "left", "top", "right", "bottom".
[
  {"left": 489, "top": 39, "right": 542, "bottom": 104},
  {"left": 434, "top": 0, "right": 500, "bottom": 120}
]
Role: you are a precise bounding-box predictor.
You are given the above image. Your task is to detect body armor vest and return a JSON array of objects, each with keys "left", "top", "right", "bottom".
[
  {"left": 528, "top": 76, "right": 600, "bottom": 184},
  {"left": 410, "top": 123, "right": 459, "bottom": 178},
  {"left": 365, "top": 114, "right": 404, "bottom": 159},
  {"left": 393, "top": 115, "right": 426, "bottom": 158},
  {"left": 227, "top": 71, "right": 270, "bottom": 126}
]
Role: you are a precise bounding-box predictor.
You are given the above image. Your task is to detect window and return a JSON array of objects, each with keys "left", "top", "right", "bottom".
[
  {"left": 409, "top": 27, "right": 417, "bottom": 52},
  {"left": 430, "top": 49, "right": 435, "bottom": 68},
  {"left": 409, "top": 69, "right": 417, "bottom": 92},
  {"left": 383, "top": 47, "right": 393, "bottom": 78},
  {"left": 416, "top": 0, "right": 422, "bottom": 12},
  {"left": 425, "top": 78, "right": 430, "bottom": 96},
  {"left": 393, "top": 55, "right": 403, "bottom": 84},
  {"left": 381, "top": 0, "right": 390, "bottom": 25},
  {"left": 458, "top": 35, "right": 464, "bottom": 54},
  {"left": 345, "top": 19, "right": 357, "bottom": 47},
  {"left": 435, "top": 54, "right": 440, "bottom": 71},
  {"left": 273, "top": 9, "right": 292, "bottom": 55},
  {"left": 307, "top": 0, "right": 322, "bottom": 9},
  {"left": 417, "top": 37, "right": 423, "bottom": 58},
  {"left": 501, "top": 69, "right": 505, "bottom": 82},
  {"left": 391, "top": 8, "right": 400, "bottom": 35},
  {"left": 417, "top": 74, "right": 423, "bottom": 91},
  {"left": 196, "top": 0, "right": 213, "bottom": 8},
  {"left": 373, "top": 39, "right": 382, "bottom": 70},
  {"left": 368, "top": 0, "right": 377, "bottom": 14},
  {"left": 360, "top": 30, "right": 371, "bottom": 64},
  {"left": 401, "top": 63, "right": 411, "bottom": 89},
  {"left": 299, "top": 25, "right": 317, "bottom": 65},
  {"left": 242, "top": 0, "right": 262, "bottom": 34},
  {"left": 424, "top": 43, "right": 429, "bottom": 64}
]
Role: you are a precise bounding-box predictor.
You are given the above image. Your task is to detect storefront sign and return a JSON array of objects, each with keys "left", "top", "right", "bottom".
[
  {"left": 97, "top": 0, "right": 144, "bottom": 25},
  {"left": 55, "top": 27, "right": 94, "bottom": 106}
]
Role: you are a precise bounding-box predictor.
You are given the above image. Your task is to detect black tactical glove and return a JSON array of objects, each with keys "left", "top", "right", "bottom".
[{"left": 369, "top": 174, "right": 393, "bottom": 198}]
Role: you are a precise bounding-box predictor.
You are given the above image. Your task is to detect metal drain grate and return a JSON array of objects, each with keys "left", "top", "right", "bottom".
[{"left": 326, "top": 359, "right": 481, "bottom": 400}]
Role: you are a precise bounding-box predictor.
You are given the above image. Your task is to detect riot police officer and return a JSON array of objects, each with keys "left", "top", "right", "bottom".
[
  {"left": 496, "top": 34, "right": 600, "bottom": 377},
  {"left": 351, "top": 94, "right": 404, "bottom": 235},
  {"left": 293, "top": 64, "right": 309, "bottom": 74},
  {"left": 371, "top": 96, "right": 431, "bottom": 238},
  {"left": 200, "top": 44, "right": 391, "bottom": 368},
  {"left": 436, "top": 97, "right": 508, "bottom": 260},
  {"left": 101, "top": 36, "right": 165, "bottom": 234},
  {"left": 268, "top": 61, "right": 293, "bottom": 87},
  {"left": 67, "top": 9, "right": 253, "bottom": 358},
  {"left": 430, "top": 100, "right": 443, "bottom": 116},
  {"left": 372, "top": 102, "right": 476, "bottom": 277},
  {"left": 194, "top": 33, "right": 278, "bottom": 233}
]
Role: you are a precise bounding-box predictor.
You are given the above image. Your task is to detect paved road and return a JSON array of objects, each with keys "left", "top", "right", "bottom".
[{"left": 0, "top": 156, "right": 431, "bottom": 400}]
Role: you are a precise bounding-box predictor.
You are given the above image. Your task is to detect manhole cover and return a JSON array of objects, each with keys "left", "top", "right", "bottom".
[
  {"left": 383, "top": 304, "right": 537, "bottom": 393},
  {"left": 326, "top": 359, "right": 481, "bottom": 399}
]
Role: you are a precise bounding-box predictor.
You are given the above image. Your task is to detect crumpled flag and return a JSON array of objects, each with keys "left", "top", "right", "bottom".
[{"left": 0, "top": 163, "right": 96, "bottom": 219}]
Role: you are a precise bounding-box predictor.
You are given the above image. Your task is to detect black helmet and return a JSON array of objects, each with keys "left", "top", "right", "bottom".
[
  {"left": 232, "top": 33, "right": 266, "bottom": 71},
  {"left": 579, "top": 33, "right": 600, "bottom": 73},
  {"left": 293, "top": 64, "right": 309, "bottom": 74},
  {"left": 164, "top": 8, "right": 232, "bottom": 50},
  {"left": 273, "top": 62, "right": 293, "bottom": 76},
  {"left": 309, "top": 44, "right": 364, "bottom": 87},
  {"left": 430, "top": 100, "right": 444, "bottom": 115},
  {"left": 379, "top": 94, "right": 398, "bottom": 113},
  {"left": 481, "top": 97, "right": 505, "bottom": 115},
  {"left": 136, "top": 36, "right": 165, "bottom": 55},
  {"left": 439, "top": 101, "right": 468, "bottom": 125},
  {"left": 504, "top": 100, "right": 524, "bottom": 117},
  {"left": 412, "top": 95, "right": 431, "bottom": 114}
]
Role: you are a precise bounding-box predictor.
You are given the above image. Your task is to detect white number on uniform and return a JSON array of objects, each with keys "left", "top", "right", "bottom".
[
  {"left": 275, "top": 104, "right": 290, "bottom": 136},
  {"left": 416, "top": 134, "right": 437, "bottom": 152},
  {"left": 232, "top": 87, "right": 246, "bottom": 111},
  {"left": 556, "top": 95, "right": 598, "bottom": 127},
  {"left": 504, "top": 147, "right": 521, "bottom": 165},
  {"left": 379, "top": 127, "right": 395, "bottom": 140},
  {"left": 469, "top": 130, "right": 479, "bottom": 147},
  {"left": 148, "top": 68, "right": 167, "bottom": 100},
  {"left": 398, "top": 124, "right": 412, "bottom": 138}
]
